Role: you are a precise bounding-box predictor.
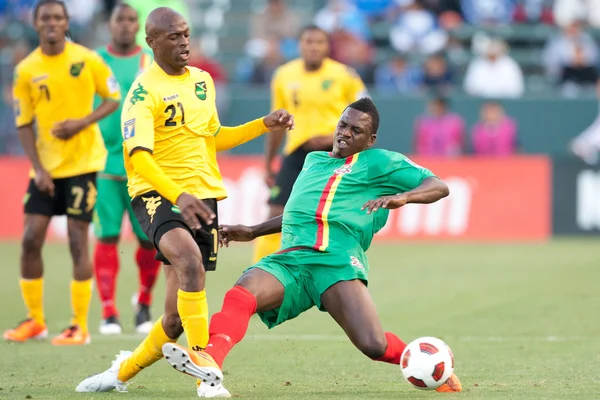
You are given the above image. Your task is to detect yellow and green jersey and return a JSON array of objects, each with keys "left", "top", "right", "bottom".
[
  {"left": 281, "top": 148, "right": 435, "bottom": 268},
  {"left": 95, "top": 45, "right": 152, "bottom": 177}
]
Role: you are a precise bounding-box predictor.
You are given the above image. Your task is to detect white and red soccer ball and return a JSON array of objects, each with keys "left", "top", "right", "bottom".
[{"left": 400, "top": 337, "right": 455, "bottom": 390}]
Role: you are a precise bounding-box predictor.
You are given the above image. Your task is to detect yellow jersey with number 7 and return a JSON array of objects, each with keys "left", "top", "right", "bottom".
[{"left": 12, "top": 42, "right": 121, "bottom": 178}]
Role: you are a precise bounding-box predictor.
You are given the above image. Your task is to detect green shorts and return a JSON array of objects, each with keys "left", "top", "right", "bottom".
[
  {"left": 93, "top": 176, "right": 148, "bottom": 241},
  {"left": 249, "top": 247, "right": 369, "bottom": 329}
]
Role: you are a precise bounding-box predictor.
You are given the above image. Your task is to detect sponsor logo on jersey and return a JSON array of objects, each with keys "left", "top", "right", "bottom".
[
  {"left": 129, "top": 83, "right": 148, "bottom": 107},
  {"left": 107, "top": 75, "right": 120, "bottom": 93},
  {"left": 32, "top": 74, "right": 48, "bottom": 83},
  {"left": 334, "top": 165, "right": 353, "bottom": 175},
  {"left": 350, "top": 256, "right": 364, "bottom": 269},
  {"left": 69, "top": 62, "right": 85, "bottom": 77},
  {"left": 322, "top": 79, "right": 334, "bottom": 90},
  {"left": 163, "top": 93, "right": 179, "bottom": 101},
  {"left": 195, "top": 81, "right": 207, "bottom": 100},
  {"left": 13, "top": 100, "right": 20, "bottom": 117},
  {"left": 123, "top": 118, "right": 135, "bottom": 139}
]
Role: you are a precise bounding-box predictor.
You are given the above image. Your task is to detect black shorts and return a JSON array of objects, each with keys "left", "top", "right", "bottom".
[
  {"left": 268, "top": 147, "right": 309, "bottom": 206},
  {"left": 24, "top": 172, "right": 97, "bottom": 222},
  {"left": 131, "top": 191, "right": 218, "bottom": 271}
]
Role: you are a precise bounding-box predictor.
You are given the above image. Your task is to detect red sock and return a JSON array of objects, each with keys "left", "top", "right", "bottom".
[
  {"left": 93, "top": 242, "right": 120, "bottom": 319},
  {"left": 135, "top": 247, "right": 161, "bottom": 306},
  {"left": 205, "top": 286, "right": 257, "bottom": 368},
  {"left": 375, "top": 332, "right": 407, "bottom": 365}
]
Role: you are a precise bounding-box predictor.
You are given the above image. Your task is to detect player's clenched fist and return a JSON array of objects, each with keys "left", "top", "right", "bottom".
[
  {"left": 263, "top": 109, "right": 295, "bottom": 131},
  {"left": 362, "top": 193, "right": 409, "bottom": 214},
  {"left": 218, "top": 224, "right": 254, "bottom": 247},
  {"left": 176, "top": 193, "right": 215, "bottom": 230}
]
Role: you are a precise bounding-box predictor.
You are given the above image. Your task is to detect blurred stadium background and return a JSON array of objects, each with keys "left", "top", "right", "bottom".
[{"left": 1, "top": 1, "right": 600, "bottom": 398}]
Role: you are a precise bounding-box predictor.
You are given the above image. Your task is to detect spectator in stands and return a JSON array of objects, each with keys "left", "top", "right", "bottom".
[
  {"left": 374, "top": 54, "right": 423, "bottom": 95},
  {"left": 414, "top": 96, "right": 465, "bottom": 157},
  {"left": 423, "top": 53, "right": 453, "bottom": 94},
  {"left": 553, "top": 0, "right": 600, "bottom": 29},
  {"left": 249, "top": 36, "right": 284, "bottom": 85},
  {"left": 463, "top": 38, "right": 524, "bottom": 98},
  {"left": 351, "top": 0, "right": 393, "bottom": 20},
  {"left": 315, "top": 0, "right": 371, "bottom": 42},
  {"left": 460, "top": 0, "right": 515, "bottom": 25},
  {"left": 543, "top": 19, "right": 599, "bottom": 96},
  {"left": 0, "top": 84, "right": 21, "bottom": 155},
  {"left": 513, "top": 0, "right": 554, "bottom": 24},
  {"left": 250, "top": 0, "right": 302, "bottom": 59},
  {"left": 571, "top": 78, "right": 600, "bottom": 164},
  {"left": 419, "top": 0, "right": 464, "bottom": 29},
  {"left": 471, "top": 101, "right": 518, "bottom": 156},
  {"left": 389, "top": 0, "right": 448, "bottom": 55}
]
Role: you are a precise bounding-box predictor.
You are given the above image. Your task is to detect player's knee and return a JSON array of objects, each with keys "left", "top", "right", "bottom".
[
  {"left": 162, "top": 313, "right": 183, "bottom": 339},
  {"left": 356, "top": 335, "right": 388, "bottom": 360},
  {"left": 173, "top": 253, "right": 205, "bottom": 291},
  {"left": 22, "top": 228, "right": 43, "bottom": 255}
]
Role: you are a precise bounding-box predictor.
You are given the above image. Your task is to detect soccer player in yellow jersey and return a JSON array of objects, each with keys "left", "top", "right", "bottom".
[
  {"left": 254, "top": 25, "right": 368, "bottom": 263},
  {"left": 76, "top": 7, "right": 293, "bottom": 397},
  {"left": 3, "top": 0, "right": 120, "bottom": 345}
]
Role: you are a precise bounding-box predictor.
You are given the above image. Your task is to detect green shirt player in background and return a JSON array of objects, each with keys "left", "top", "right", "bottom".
[
  {"left": 93, "top": 3, "right": 157, "bottom": 336},
  {"left": 163, "top": 98, "right": 462, "bottom": 397}
]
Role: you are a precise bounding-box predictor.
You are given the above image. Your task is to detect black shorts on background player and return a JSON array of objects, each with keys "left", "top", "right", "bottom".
[
  {"left": 24, "top": 172, "right": 97, "bottom": 222},
  {"left": 269, "top": 147, "right": 309, "bottom": 206},
  {"left": 132, "top": 191, "right": 219, "bottom": 271}
]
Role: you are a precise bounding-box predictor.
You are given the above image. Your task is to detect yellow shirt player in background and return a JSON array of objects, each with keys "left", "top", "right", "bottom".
[
  {"left": 255, "top": 25, "right": 368, "bottom": 263},
  {"left": 76, "top": 8, "right": 293, "bottom": 397},
  {"left": 3, "top": 0, "right": 120, "bottom": 346}
]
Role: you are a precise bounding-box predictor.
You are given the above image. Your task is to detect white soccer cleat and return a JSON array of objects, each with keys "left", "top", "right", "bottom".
[
  {"left": 75, "top": 351, "right": 132, "bottom": 393},
  {"left": 197, "top": 382, "right": 232, "bottom": 398},
  {"left": 99, "top": 316, "right": 122, "bottom": 335}
]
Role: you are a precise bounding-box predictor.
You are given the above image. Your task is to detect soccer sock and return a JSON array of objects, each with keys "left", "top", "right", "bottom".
[
  {"left": 374, "top": 332, "right": 407, "bottom": 365},
  {"left": 252, "top": 233, "right": 281, "bottom": 264},
  {"left": 19, "top": 278, "right": 45, "bottom": 325},
  {"left": 70, "top": 279, "right": 93, "bottom": 333},
  {"left": 205, "top": 286, "right": 257, "bottom": 367},
  {"left": 135, "top": 247, "right": 161, "bottom": 306},
  {"left": 93, "top": 242, "right": 120, "bottom": 319},
  {"left": 117, "top": 316, "right": 176, "bottom": 382},
  {"left": 177, "top": 289, "right": 210, "bottom": 351}
]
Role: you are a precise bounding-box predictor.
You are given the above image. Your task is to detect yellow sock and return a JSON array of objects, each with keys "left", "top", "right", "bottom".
[
  {"left": 177, "top": 289, "right": 209, "bottom": 351},
  {"left": 19, "top": 278, "right": 44, "bottom": 325},
  {"left": 118, "top": 316, "right": 175, "bottom": 382},
  {"left": 252, "top": 233, "right": 282, "bottom": 263},
  {"left": 70, "top": 279, "right": 92, "bottom": 333}
]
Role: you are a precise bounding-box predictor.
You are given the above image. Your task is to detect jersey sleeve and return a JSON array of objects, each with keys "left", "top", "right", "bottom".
[
  {"left": 122, "top": 80, "right": 157, "bottom": 156},
  {"left": 206, "top": 76, "right": 221, "bottom": 136},
  {"left": 89, "top": 51, "right": 121, "bottom": 101},
  {"left": 270, "top": 68, "right": 285, "bottom": 112},
  {"left": 369, "top": 150, "right": 436, "bottom": 195},
  {"left": 12, "top": 66, "right": 34, "bottom": 127},
  {"left": 344, "top": 67, "right": 368, "bottom": 102}
]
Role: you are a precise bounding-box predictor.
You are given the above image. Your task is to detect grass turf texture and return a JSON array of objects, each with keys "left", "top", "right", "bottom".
[{"left": 0, "top": 240, "right": 599, "bottom": 399}]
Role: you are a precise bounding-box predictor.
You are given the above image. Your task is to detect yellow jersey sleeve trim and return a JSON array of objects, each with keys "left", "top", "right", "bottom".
[
  {"left": 215, "top": 118, "right": 267, "bottom": 152},
  {"left": 130, "top": 151, "right": 184, "bottom": 205}
]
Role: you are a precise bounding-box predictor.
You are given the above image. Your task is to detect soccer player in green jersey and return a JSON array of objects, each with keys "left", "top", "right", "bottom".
[
  {"left": 93, "top": 3, "right": 157, "bottom": 336},
  {"left": 162, "top": 98, "right": 461, "bottom": 397}
]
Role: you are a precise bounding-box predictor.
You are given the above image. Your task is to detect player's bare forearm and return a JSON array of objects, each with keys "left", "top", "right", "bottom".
[
  {"left": 85, "top": 99, "right": 119, "bottom": 126},
  {"left": 18, "top": 125, "right": 43, "bottom": 171},
  {"left": 405, "top": 177, "right": 450, "bottom": 205},
  {"left": 251, "top": 214, "right": 283, "bottom": 238}
]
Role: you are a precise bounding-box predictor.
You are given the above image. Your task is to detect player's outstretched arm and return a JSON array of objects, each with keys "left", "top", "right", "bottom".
[
  {"left": 219, "top": 215, "right": 283, "bottom": 247},
  {"left": 215, "top": 110, "right": 294, "bottom": 152},
  {"left": 362, "top": 177, "right": 449, "bottom": 214}
]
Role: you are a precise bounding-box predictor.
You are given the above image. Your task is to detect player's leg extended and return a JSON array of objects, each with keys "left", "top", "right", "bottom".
[
  {"left": 204, "top": 268, "right": 285, "bottom": 368},
  {"left": 93, "top": 177, "right": 125, "bottom": 332},
  {"left": 3, "top": 214, "right": 51, "bottom": 342},
  {"left": 322, "top": 280, "right": 461, "bottom": 392},
  {"left": 76, "top": 265, "right": 181, "bottom": 393},
  {"left": 52, "top": 218, "right": 93, "bottom": 345}
]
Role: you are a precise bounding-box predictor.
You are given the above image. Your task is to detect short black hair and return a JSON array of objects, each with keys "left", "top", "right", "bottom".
[
  {"left": 299, "top": 24, "right": 328, "bottom": 40},
  {"left": 348, "top": 97, "right": 379, "bottom": 135},
  {"left": 111, "top": 2, "right": 137, "bottom": 18},
  {"left": 33, "top": 0, "right": 69, "bottom": 21}
]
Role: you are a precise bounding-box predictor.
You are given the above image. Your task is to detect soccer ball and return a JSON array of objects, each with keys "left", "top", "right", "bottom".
[{"left": 400, "top": 336, "right": 454, "bottom": 390}]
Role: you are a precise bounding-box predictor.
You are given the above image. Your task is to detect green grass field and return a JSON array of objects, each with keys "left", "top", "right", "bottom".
[{"left": 1, "top": 239, "right": 599, "bottom": 399}]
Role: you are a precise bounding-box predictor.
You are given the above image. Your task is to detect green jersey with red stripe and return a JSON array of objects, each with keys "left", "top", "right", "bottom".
[
  {"left": 281, "top": 148, "right": 435, "bottom": 258},
  {"left": 95, "top": 46, "right": 153, "bottom": 176}
]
